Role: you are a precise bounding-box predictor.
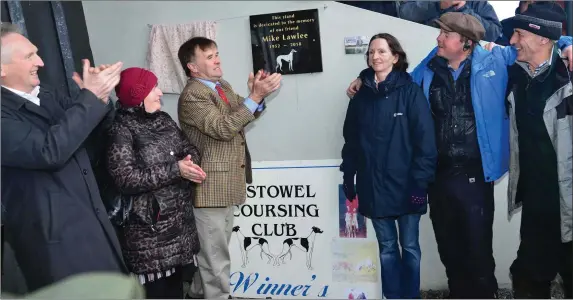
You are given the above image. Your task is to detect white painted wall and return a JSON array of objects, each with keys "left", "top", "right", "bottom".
[
  {"left": 82, "top": 0, "right": 522, "bottom": 290},
  {"left": 489, "top": 1, "right": 519, "bottom": 20}
]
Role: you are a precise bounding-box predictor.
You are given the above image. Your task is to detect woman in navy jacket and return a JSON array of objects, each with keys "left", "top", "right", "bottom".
[{"left": 340, "top": 33, "right": 437, "bottom": 299}]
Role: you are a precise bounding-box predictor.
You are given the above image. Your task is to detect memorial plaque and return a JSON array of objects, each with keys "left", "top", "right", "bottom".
[{"left": 249, "top": 9, "right": 323, "bottom": 75}]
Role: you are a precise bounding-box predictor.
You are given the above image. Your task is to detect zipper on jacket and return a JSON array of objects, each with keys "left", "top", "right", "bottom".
[
  {"left": 449, "top": 73, "right": 456, "bottom": 144},
  {"left": 149, "top": 196, "right": 160, "bottom": 232},
  {"left": 525, "top": 76, "right": 532, "bottom": 91}
]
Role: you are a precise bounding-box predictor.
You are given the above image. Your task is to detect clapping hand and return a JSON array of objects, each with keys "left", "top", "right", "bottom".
[
  {"left": 178, "top": 155, "right": 207, "bottom": 183},
  {"left": 72, "top": 62, "right": 116, "bottom": 88},
  {"left": 72, "top": 59, "right": 123, "bottom": 103},
  {"left": 248, "top": 70, "right": 281, "bottom": 103},
  {"left": 248, "top": 69, "right": 270, "bottom": 93}
]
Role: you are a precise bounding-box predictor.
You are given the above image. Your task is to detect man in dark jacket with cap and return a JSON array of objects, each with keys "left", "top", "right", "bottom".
[
  {"left": 1, "top": 22, "right": 128, "bottom": 292},
  {"left": 501, "top": 2, "right": 572, "bottom": 297}
]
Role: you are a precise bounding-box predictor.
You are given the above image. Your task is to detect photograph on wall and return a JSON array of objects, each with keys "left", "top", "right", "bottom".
[
  {"left": 346, "top": 288, "right": 368, "bottom": 299},
  {"left": 344, "top": 36, "right": 369, "bottom": 54},
  {"left": 331, "top": 239, "right": 378, "bottom": 283},
  {"left": 338, "top": 184, "right": 367, "bottom": 238},
  {"left": 249, "top": 8, "right": 323, "bottom": 75}
]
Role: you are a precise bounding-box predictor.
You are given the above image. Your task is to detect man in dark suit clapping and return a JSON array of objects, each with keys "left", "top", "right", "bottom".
[{"left": 1, "top": 22, "right": 128, "bottom": 292}]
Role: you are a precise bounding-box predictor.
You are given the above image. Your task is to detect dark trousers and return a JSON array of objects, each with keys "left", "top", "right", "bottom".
[
  {"left": 1, "top": 225, "right": 3, "bottom": 273},
  {"left": 428, "top": 168, "right": 498, "bottom": 298},
  {"left": 511, "top": 241, "right": 572, "bottom": 298},
  {"left": 508, "top": 157, "right": 571, "bottom": 299},
  {"left": 511, "top": 223, "right": 572, "bottom": 299},
  {"left": 144, "top": 268, "right": 183, "bottom": 299}
]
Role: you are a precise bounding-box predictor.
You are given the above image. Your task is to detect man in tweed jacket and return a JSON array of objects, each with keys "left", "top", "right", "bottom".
[{"left": 177, "top": 37, "right": 281, "bottom": 299}]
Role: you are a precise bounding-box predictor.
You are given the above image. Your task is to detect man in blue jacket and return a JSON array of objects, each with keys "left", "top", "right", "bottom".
[{"left": 346, "top": 13, "right": 573, "bottom": 298}]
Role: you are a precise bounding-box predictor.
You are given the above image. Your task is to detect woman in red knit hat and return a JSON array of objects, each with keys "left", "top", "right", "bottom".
[{"left": 106, "top": 67, "right": 206, "bottom": 298}]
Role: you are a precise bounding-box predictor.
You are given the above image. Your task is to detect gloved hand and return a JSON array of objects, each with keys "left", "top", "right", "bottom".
[
  {"left": 343, "top": 173, "right": 356, "bottom": 201},
  {"left": 410, "top": 186, "right": 427, "bottom": 205}
]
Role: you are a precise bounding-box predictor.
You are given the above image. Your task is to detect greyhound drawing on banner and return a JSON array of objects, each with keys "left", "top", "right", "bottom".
[
  {"left": 275, "top": 226, "right": 323, "bottom": 270},
  {"left": 232, "top": 226, "right": 276, "bottom": 268},
  {"left": 275, "top": 49, "right": 297, "bottom": 72}
]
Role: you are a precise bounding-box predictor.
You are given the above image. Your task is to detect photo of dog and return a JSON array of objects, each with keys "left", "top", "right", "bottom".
[
  {"left": 338, "top": 184, "right": 367, "bottom": 238},
  {"left": 275, "top": 226, "right": 324, "bottom": 270}
]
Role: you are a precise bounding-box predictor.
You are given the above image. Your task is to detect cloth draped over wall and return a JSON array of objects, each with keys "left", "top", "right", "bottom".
[{"left": 146, "top": 22, "right": 217, "bottom": 94}]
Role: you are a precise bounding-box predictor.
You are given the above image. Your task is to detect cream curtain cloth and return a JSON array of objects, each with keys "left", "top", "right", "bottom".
[{"left": 146, "top": 22, "right": 216, "bottom": 94}]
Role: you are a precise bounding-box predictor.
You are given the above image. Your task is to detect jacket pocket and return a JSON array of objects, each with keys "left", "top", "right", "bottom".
[
  {"left": 556, "top": 116, "right": 571, "bottom": 132},
  {"left": 45, "top": 192, "right": 62, "bottom": 243},
  {"left": 555, "top": 117, "right": 572, "bottom": 165},
  {"left": 202, "top": 161, "right": 230, "bottom": 172},
  {"left": 555, "top": 117, "right": 572, "bottom": 189},
  {"left": 199, "top": 161, "right": 232, "bottom": 205},
  {"left": 385, "top": 168, "right": 409, "bottom": 200}
]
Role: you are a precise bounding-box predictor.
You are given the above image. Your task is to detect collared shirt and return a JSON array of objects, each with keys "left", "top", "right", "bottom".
[
  {"left": 518, "top": 46, "right": 555, "bottom": 78},
  {"left": 448, "top": 59, "right": 468, "bottom": 81},
  {"left": 2, "top": 85, "right": 41, "bottom": 106},
  {"left": 533, "top": 60, "right": 550, "bottom": 77},
  {"left": 195, "top": 78, "right": 263, "bottom": 113},
  {"left": 532, "top": 49, "right": 553, "bottom": 77}
]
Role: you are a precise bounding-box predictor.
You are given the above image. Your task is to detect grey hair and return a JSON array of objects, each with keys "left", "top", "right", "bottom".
[
  {"left": 1, "top": 22, "right": 21, "bottom": 38},
  {"left": 1, "top": 22, "right": 22, "bottom": 64}
]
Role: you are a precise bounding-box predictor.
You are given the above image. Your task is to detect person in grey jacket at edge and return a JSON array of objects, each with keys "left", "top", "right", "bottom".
[{"left": 495, "top": 2, "right": 572, "bottom": 298}]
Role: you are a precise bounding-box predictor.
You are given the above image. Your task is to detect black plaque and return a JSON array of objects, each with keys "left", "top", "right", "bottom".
[{"left": 249, "top": 9, "right": 323, "bottom": 75}]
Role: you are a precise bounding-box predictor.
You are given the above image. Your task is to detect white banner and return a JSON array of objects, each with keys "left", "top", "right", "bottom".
[{"left": 230, "top": 160, "right": 382, "bottom": 299}]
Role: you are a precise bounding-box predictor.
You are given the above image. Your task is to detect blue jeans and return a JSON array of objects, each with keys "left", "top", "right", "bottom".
[{"left": 372, "top": 214, "right": 421, "bottom": 299}]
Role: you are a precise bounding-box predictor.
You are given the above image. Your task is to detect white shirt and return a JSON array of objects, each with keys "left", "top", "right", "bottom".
[{"left": 2, "top": 85, "right": 41, "bottom": 106}]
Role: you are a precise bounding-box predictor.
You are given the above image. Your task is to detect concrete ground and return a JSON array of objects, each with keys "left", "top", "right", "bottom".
[
  {"left": 421, "top": 280, "right": 565, "bottom": 299},
  {"left": 221, "top": 282, "right": 567, "bottom": 299}
]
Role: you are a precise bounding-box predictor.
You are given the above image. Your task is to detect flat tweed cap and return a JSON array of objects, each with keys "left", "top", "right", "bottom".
[{"left": 435, "top": 12, "right": 486, "bottom": 42}]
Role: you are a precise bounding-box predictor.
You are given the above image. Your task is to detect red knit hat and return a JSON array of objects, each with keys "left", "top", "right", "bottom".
[{"left": 115, "top": 67, "right": 158, "bottom": 107}]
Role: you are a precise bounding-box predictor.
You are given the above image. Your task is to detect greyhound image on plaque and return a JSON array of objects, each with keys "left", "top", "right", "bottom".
[{"left": 249, "top": 8, "right": 323, "bottom": 75}]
